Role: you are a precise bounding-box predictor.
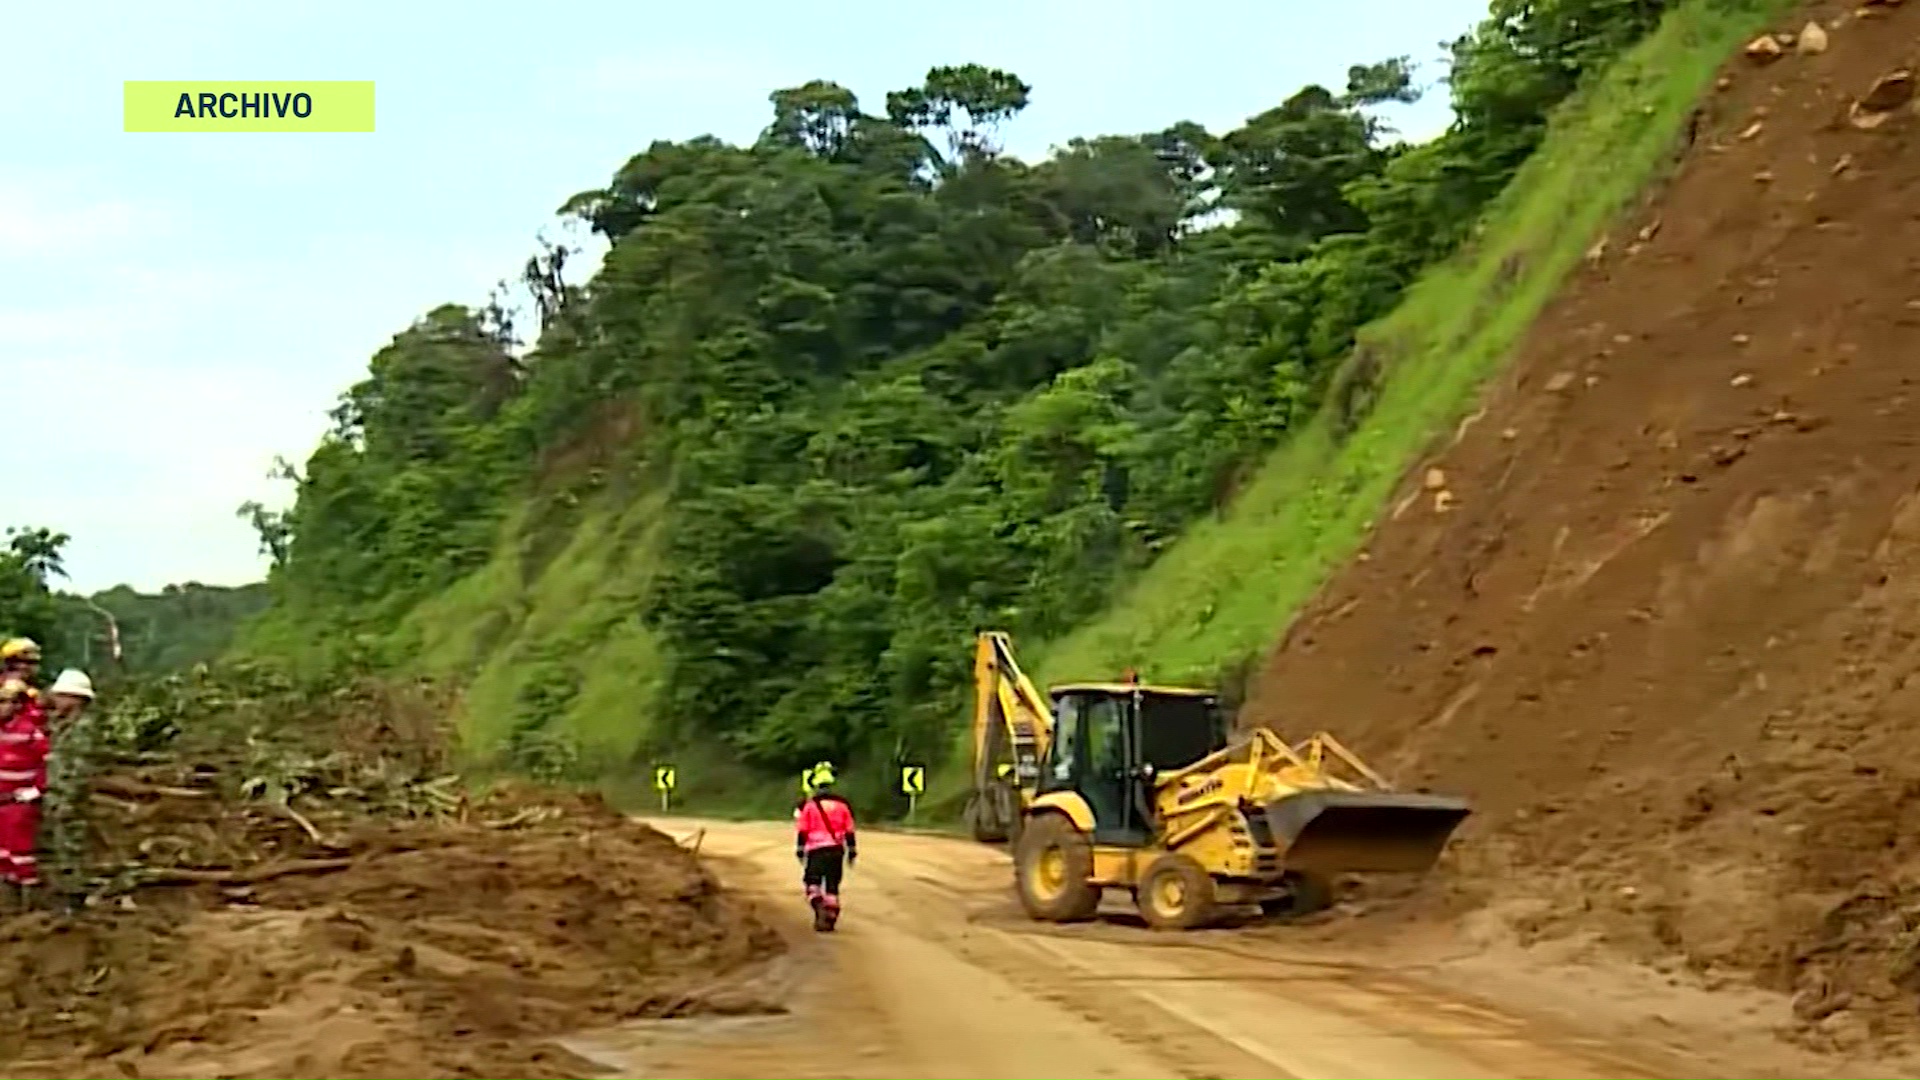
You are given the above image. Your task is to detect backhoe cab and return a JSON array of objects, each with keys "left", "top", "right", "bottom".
[{"left": 967, "top": 632, "right": 1471, "bottom": 930}]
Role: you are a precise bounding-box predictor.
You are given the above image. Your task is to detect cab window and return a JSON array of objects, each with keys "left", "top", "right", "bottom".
[
  {"left": 1047, "top": 695, "right": 1082, "bottom": 786},
  {"left": 1086, "top": 695, "right": 1126, "bottom": 775}
]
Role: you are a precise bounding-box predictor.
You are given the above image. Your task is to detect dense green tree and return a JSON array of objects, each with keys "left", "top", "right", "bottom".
[
  {"left": 0, "top": 529, "right": 68, "bottom": 659},
  {"left": 258, "top": 306, "right": 528, "bottom": 623}
]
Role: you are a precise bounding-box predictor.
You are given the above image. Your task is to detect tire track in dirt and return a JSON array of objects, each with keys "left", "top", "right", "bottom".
[{"left": 618, "top": 820, "right": 1715, "bottom": 1079}]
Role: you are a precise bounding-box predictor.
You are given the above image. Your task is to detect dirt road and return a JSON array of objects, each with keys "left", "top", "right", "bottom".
[{"left": 560, "top": 820, "right": 1726, "bottom": 1080}]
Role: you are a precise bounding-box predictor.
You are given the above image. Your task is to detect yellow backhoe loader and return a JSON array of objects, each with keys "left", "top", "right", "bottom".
[{"left": 965, "top": 631, "right": 1471, "bottom": 929}]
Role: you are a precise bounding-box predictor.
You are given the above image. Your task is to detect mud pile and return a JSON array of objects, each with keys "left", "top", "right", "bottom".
[
  {"left": 0, "top": 668, "right": 782, "bottom": 1079},
  {"left": 0, "top": 790, "right": 782, "bottom": 1079},
  {"left": 1244, "top": 0, "right": 1920, "bottom": 1051}
]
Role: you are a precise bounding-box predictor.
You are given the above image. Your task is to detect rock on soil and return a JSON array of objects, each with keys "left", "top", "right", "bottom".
[
  {"left": 0, "top": 792, "right": 783, "bottom": 1079},
  {"left": 1243, "top": 0, "right": 1920, "bottom": 1056}
]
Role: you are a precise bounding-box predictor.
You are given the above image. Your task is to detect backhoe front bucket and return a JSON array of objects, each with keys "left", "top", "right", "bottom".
[{"left": 1261, "top": 790, "right": 1471, "bottom": 875}]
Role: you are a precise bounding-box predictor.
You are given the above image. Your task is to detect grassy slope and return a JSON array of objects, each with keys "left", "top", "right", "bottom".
[
  {"left": 1035, "top": 0, "right": 1788, "bottom": 695},
  {"left": 393, "top": 482, "right": 675, "bottom": 769}
]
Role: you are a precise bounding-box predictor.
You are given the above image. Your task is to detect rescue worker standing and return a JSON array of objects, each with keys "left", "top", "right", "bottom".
[
  {"left": 0, "top": 679, "right": 49, "bottom": 900},
  {"left": 42, "top": 669, "right": 97, "bottom": 910},
  {"left": 1, "top": 637, "right": 40, "bottom": 678},
  {"left": 0, "top": 639, "right": 44, "bottom": 718},
  {"left": 43, "top": 669, "right": 93, "bottom": 722},
  {"left": 795, "top": 761, "right": 857, "bottom": 932}
]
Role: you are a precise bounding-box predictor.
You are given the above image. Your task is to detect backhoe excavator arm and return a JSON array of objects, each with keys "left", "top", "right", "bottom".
[{"left": 965, "top": 632, "right": 1053, "bottom": 844}]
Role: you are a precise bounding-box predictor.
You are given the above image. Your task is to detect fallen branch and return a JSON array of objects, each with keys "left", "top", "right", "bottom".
[
  {"left": 278, "top": 801, "right": 326, "bottom": 845},
  {"left": 143, "top": 857, "right": 354, "bottom": 886},
  {"left": 93, "top": 776, "right": 211, "bottom": 800},
  {"left": 480, "top": 806, "right": 561, "bottom": 830}
]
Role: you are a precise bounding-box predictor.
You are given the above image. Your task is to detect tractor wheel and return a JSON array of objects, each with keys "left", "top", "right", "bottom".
[
  {"left": 1136, "top": 853, "right": 1218, "bottom": 931},
  {"left": 1259, "top": 871, "right": 1334, "bottom": 921},
  {"left": 1014, "top": 813, "right": 1099, "bottom": 922}
]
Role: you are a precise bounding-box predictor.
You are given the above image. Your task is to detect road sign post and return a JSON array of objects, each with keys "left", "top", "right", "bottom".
[
  {"left": 653, "top": 764, "right": 677, "bottom": 812},
  {"left": 900, "top": 764, "right": 925, "bottom": 821}
]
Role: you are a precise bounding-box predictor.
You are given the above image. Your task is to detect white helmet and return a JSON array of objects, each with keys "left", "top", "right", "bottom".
[{"left": 49, "top": 669, "right": 94, "bottom": 700}]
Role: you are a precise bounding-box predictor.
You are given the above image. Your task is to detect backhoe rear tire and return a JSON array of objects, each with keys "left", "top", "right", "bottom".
[
  {"left": 1136, "top": 853, "right": 1217, "bottom": 931},
  {"left": 1015, "top": 813, "right": 1099, "bottom": 922}
]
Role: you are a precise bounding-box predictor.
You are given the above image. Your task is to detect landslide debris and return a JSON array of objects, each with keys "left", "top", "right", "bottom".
[
  {"left": 0, "top": 665, "right": 782, "bottom": 1079},
  {"left": 1244, "top": 0, "right": 1920, "bottom": 1054}
]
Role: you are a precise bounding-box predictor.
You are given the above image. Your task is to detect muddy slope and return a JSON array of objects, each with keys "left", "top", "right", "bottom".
[{"left": 1243, "top": 0, "right": 1920, "bottom": 1051}]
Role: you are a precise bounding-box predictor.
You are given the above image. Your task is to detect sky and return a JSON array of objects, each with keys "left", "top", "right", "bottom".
[{"left": 2, "top": 0, "right": 1487, "bottom": 594}]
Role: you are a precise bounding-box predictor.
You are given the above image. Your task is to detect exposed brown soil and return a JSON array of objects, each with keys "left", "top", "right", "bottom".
[
  {"left": 0, "top": 791, "right": 783, "bottom": 1079},
  {"left": 1244, "top": 0, "right": 1920, "bottom": 1056}
]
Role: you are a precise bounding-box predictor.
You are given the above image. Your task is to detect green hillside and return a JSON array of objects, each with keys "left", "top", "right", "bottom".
[
  {"left": 0, "top": 527, "right": 270, "bottom": 680},
  {"left": 60, "top": 581, "right": 272, "bottom": 676},
  {"left": 235, "top": 0, "right": 1788, "bottom": 812}
]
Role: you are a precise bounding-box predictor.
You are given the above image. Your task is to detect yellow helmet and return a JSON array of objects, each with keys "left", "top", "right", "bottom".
[
  {"left": 0, "top": 679, "right": 27, "bottom": 702},
  {"left": 802, "top": 761, "right": 837, "bottom": 794},
  {"left": 0, "top": 639, "right": 40, "bottom": 662}
]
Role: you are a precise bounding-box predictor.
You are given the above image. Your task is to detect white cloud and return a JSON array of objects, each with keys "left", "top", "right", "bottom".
[
  {"left": 0, "top": 180, "right": 170, "bottom": 255},
  {"left": 8, "top": 347, "right": 299, "bottom": 590},
  {"left": 0, "top": 206, "right": 546, "bottom": 591},
  {"left": 0, "top": 268, "right": 231, "bottom": 377},
  {"left": 0, "top": 305, "right": 92, "bottom": 350},
  {"left": 578, "top": 52, "right": 799, "bottom": 96}
]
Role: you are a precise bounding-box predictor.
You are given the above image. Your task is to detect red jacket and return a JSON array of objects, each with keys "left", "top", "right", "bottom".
[
  {"left": 0, "top": 699, "right": 49, "bottom": 800},
  {"left": 795, "top": 794, "right": 857, "bottom": 854}
]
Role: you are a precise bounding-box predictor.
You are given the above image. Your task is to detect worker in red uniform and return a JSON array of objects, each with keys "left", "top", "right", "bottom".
[
  {"left": 0, "top": 638, "right": 43, "bottom": 712},
  {"left": 1, "top": 636, "right": 39, "bottom": 675},
  {"left": 0, "top": 678, "right": 49, "bottom": 900},
  {"left": 0, "top": 641, "right": 48, "bottom": 754},
  {"left": 795, "top": 761, "right": 856, "bottom": 932},
  {"left": 0, "top": 640, "right": 45, "bottom": 744}
]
